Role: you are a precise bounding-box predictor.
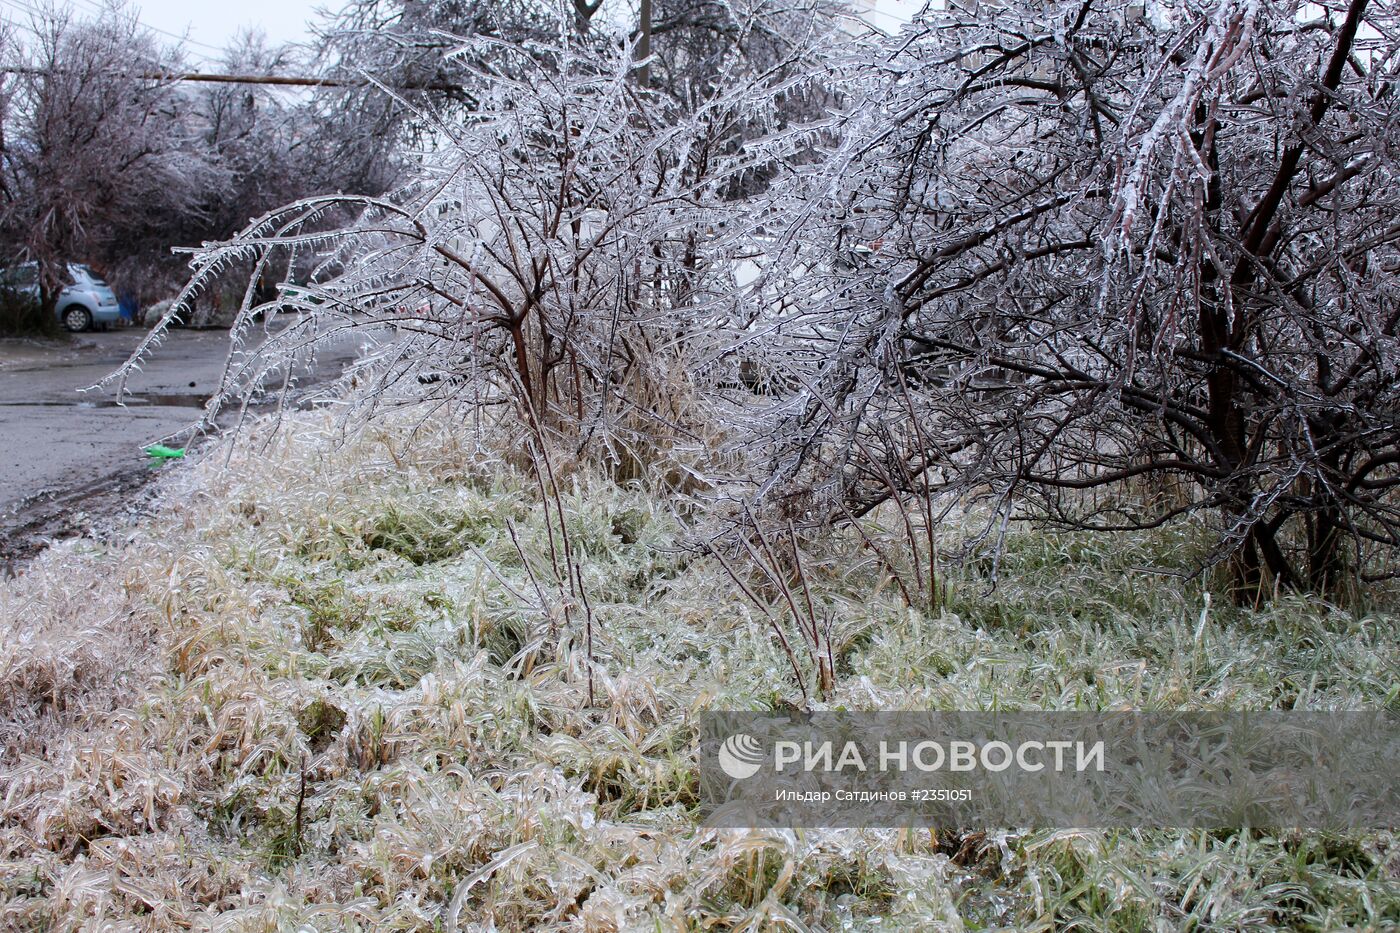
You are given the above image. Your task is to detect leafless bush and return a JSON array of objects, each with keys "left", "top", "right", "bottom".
[
  {"left": 105, "top": 29, "right": 821, "bottom": 473},
  {"left": 707, "top": 518, "right": 836, "bottom": 700},
  {"left": 753, "top": 0, "right": 1400, "bottom": 599}
]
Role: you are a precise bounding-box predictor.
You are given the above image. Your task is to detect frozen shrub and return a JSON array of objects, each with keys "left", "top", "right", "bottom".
[
  {"left": 753, "top": 0, "right": 1400, "bottom": 598},
  {"left": 105, "top": 31, "right": 822, "bottom": 482}
]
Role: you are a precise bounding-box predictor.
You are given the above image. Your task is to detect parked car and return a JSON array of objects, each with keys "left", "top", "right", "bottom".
[{"left": 0, "top": 261, "right": 121, "bottom": 332}]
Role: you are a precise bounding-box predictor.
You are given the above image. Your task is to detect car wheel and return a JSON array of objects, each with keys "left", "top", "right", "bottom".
[{"left": 61, "top": 306, "right": 92, "bottom": 332}]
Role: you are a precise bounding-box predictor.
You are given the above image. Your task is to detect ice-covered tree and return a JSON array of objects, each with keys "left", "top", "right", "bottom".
[
  {"left": 108, "top": 27, "right": 819, "bottom": 474},
  {"left": 753, "top": 0, "right": 1400, "bottom": 596},
  {"left": 0, "top": 9, "right": 224, "bottom": 302}
]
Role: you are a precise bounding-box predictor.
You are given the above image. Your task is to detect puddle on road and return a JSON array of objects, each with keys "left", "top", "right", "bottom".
[
  {"left": 0, "top": 393, "right": 210, "bottom": 409},
  {"left": 83, "top": 393, "right": 210, "bottom": 408}
]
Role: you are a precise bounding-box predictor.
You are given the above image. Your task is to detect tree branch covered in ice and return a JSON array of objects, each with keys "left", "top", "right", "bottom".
[
  {"left": 103, "top": 20, "right": 830, "bottom": 477},
  {"left": 752, "top": 0, "right": 1400, "bottom": 595}
]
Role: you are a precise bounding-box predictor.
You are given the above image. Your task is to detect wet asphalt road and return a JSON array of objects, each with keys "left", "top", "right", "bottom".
[{"left": 0, "top": 326, "right": 367, "bottom": 560}]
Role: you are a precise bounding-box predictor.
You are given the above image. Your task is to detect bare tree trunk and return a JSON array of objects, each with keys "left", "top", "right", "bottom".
[
  {"left": 1310, "top": 508, "right": 1345, "bottom": 591},
  {"left": 1216, "top": 0, "right": 1370, "bottom": 598}
]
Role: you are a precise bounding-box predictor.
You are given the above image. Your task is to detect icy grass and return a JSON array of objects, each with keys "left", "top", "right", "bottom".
[{"left": 1, "top": 406, "right": 1396, "bottom": 931}]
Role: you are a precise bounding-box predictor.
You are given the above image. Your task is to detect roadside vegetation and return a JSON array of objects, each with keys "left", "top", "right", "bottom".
[
  {"left": 4, "top": 0, "right": 1400, "bottom": 928},
  {"left": 1, "top": 402, "right": 1396, "bottom": 929}
]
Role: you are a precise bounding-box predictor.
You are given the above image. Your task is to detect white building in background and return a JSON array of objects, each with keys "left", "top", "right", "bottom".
[{"left": 848, "top": 0, "right": 926, "bottom": 34}]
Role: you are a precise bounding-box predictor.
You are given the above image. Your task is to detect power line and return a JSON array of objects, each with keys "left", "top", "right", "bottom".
[
  {"left": 0, "top": 63, "right": 459, "bottom": 91},
  {"left": 0, "top": 0, "right": 54, "bottom": 37},
  {"left": 69, "top": 0, "right": 228, "bottom": 54}
]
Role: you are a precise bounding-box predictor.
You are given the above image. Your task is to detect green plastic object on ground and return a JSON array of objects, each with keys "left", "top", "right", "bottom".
[{"left": 144, "top": 444, "right": 186, "bottom": 462}]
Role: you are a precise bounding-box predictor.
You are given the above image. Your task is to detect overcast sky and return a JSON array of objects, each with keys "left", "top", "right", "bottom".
[
  {"left": 25, "top": 0, "right": 919, "bottom": 63},
  {"left": 133, "top": 0, "right": 325, "bottom": 58}
]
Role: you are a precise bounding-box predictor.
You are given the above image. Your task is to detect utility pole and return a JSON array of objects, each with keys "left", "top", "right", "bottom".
[{"left": 635, "top": 0, "right": 651, "bottom": 87}]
